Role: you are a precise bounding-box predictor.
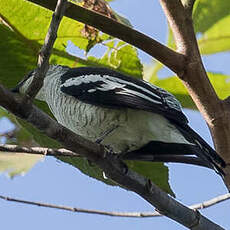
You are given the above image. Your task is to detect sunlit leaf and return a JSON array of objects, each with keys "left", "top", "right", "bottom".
[
  {"left": 88, "top": 40, "right": 143, "bottom": 78},
  {"left": 198, "top": 16, "right": 230, "bottom": 54},
  {"left": 126, "top": 161, "right": 174, "bottom": 196},
  {"left": 193, "top": 0, "right": 230, "bottom": 33},
  {"left": 193, "top": 0, "right": 230, "bottom": 55},
  {"left": 0, "top": 151, "right": 42, "bottom": 178},
  {"left": 153, "top": 72, "right": 230, "bottom": 110}
]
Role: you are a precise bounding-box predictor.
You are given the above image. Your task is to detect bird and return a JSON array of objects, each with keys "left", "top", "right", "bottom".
[{"left": 12, "top": 65, "right": 226, "bottom": 176}]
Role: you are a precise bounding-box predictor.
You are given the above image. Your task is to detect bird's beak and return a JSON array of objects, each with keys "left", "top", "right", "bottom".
[
  {"left": 11, "top": 85, "right": 20, "bottom": 93},
  {"left": 10, "top": 69, "right": 36, "bottom": 93}
]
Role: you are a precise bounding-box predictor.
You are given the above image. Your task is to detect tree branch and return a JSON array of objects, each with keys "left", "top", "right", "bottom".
[
  {"left": 0, "top": 84, "right": 225, "bottom": 229},
  {"left": 159, "top": 0, "right": 230, "bottom": 190},
  {"left": 25, "top": 0, "right": 67, "bottom": 100},
  {"left": 0, "top": 193, "right": 229, "bottom": 218},
  {"left": 0, "top": 144, "right": 81, "bottom": 157},
  {"left": 25, "top": 0, "right": 185, "bottom": 74},
  {"left": 158, "top": 0, "right": 221, "bottom": 124},
  {"left": 0, "top": 144, "right": 212, "bottom": 169}
]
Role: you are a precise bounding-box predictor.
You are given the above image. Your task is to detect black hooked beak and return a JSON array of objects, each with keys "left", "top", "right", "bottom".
[
  {"left": 10, "top": 69, "right": 35, "bottom": 93},
  {"left": 11, "top": 85, "right": 20, "bottom": 93}
]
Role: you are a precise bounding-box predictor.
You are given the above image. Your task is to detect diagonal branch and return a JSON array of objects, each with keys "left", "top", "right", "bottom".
[
  {"left": 25, "top": 0, "right": 67, "bottom": 100},
  {"left": 25, "top": 0, "right": 185, "bottom": 74},
  {"left": 0, "top": 144, "right": 81, "bottom": 157},
  {"left": 0, "top": 193, "right": 229, "bottom": 218}
]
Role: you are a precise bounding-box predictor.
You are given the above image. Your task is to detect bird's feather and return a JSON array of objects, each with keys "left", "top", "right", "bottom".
[{"left": 60, "top": 67, "right": 188, "bottom": 125}]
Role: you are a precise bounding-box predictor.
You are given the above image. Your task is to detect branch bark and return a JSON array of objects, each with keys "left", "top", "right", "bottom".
[
  {"left": 0, "top": 193, "right": 229, "bottom": 218},
  {"left": 159, "top": 0, "right": 230, "bottom": 190},
  {"left": 0, "top": 84, "right": 225, "bottom": 230},
  {"left": 25, "top": 0, "right": 67, "bottom": 100}
]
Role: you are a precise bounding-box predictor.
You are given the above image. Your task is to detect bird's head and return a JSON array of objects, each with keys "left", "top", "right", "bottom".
[
  {"left": 11, "top": 65, "right": 70, "bottom": 100},
  {"left": 11, "top": 69, "right": 36, "bottom": 94}
]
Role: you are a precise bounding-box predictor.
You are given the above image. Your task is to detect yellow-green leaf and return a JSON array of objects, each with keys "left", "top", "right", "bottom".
[{"left": 0, "top": 152, "right": 42, "bottom": 178}]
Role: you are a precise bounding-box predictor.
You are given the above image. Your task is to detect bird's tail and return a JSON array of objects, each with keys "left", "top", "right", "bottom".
[
  {"left": 176, "top": 124, "right": 226, "bottom": 171},
  {"left": 123, "top": 124, "right": 226, "bottom": 177}
]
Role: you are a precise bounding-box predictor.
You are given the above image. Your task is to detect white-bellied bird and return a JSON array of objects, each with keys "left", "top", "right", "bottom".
[{"left": 12, "top": 65, "right": 225, "bottom": 176}]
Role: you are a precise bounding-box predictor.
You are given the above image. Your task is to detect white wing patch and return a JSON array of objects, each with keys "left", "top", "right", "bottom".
[
  {"left": 61, "top": 73, "right": 182, "bottom": 110},
  {"left": 116, "top": 88, "right": 162, "bottom": 104}
]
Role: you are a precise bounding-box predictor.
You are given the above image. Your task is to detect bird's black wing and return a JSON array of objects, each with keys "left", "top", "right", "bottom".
[{"left": 60, "top": 67, "right": 188, "bottom": 125}]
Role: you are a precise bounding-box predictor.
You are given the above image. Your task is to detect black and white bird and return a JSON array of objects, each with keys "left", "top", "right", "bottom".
[{"left": 12, "top": 65, "right": 225, "bottom": 176}]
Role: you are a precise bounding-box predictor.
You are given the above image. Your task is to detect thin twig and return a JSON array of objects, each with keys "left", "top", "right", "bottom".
[
  {"left": 0, "top": 144, "right": 80, "bottom": 157},
  {"left": 0, "top": 144, "right": 212, "bottom": 169},
  {"left": 0, "top": 193, "right": 229, "bottom": 218},
  {"left": 25, "top": 0, "right": 67, "bottom": 100},
  {"left": 190, "top": 193, "right": 230, "bottom": 210}
]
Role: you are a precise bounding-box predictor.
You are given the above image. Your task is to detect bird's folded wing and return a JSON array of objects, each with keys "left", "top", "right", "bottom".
[{"left": 60, "top": 67, "right": 188, "bottom": 125}]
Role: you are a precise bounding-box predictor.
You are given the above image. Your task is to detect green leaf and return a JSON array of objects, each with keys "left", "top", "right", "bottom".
[
  {"left": 193, "top": 0, "right": 230, "bottom": 34},
  {"left": 153, "top": 72, "right": 230, "bottom": 110},
  {"left": 113, "top": 11, "right": 133, "bottom": 28},
  {"left": 193, "top": 0, "right": 230, "bottom": 55},
  {"left": 0, "top": 107, "right": 43, "bottom": 177},
  {"left": 58, "top": 158, "right": 174, "bottom": 196},
  {"left": 209, "top": 72, "right": 230, "bottom": 99},
  {"left": 88, "top": 40, "right": 143, "bottom": 78},
  {"left": 126, "top": 161, "right": 174, "bottom": 196},
  {"left": 0, "top": 152, "right": 42, "bottom": 178},
  {"left": 58, "top": 156, "right": 117, "bottom": 186},
  {"left": 0, "top": 0, "right": 95, "bottom": 89},
  {"left": 198, "top": 15, "right": 230, "bottom": 54},
  {"left": 0, "top": 24, "right": 36, "bottom": 88},
  {"left": 0, "top": 107, "right": 38, "bottom": 146}
]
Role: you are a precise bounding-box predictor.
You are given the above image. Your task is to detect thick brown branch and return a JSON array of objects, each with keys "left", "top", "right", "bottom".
[
  {"left": 0, "top": 84, "right": 225, "bottom": 229},
  {"left": 25, "top": 0, "right": 185, "bottom": 73},
  {"left": 25, "top": 0, "right": 67, "bottom": 99},
  {"left": 0, "top": 193, "right": 229, "bottom": 218},
  {"left": 159, "top": 0, "right": 230, "bottom": 190},
  {"left": 159, "top": 0, "right": 221, "bottom": 122}
]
